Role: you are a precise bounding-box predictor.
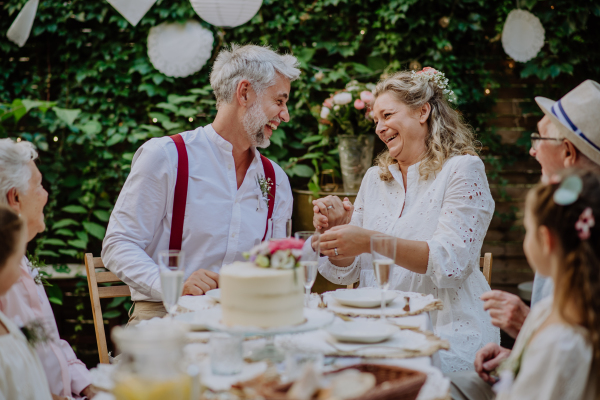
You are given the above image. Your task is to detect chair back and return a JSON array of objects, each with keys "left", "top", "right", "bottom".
[{"left": 84, "top": 253, "right": 131, "bottom": 364}]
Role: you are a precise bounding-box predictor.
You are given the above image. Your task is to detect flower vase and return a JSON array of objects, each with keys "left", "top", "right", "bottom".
[{"left": 337, "top": 134, "right": 375, "bottom": 192}]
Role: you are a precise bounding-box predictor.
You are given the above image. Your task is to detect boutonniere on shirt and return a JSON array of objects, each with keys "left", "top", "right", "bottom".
[
  {"left": 256, "top": 174, "right": 273, "bottom": 210},
  {"left": 26, "top": 253, "right": 50, "bottom": 286},
  {"left": 14, "top": 316, "right": 52, "bottom": 347}
]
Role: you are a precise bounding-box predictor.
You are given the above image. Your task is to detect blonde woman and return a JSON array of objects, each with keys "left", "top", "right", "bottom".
[{"left": 314, "top": 68, "right": 500, "bottom": 373}]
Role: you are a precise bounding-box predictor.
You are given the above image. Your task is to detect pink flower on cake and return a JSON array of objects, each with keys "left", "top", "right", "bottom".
[{"left": 268, "top": 238, "right": 305, "bottom": 254}]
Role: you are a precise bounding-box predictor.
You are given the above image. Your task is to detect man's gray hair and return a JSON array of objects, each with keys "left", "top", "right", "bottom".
[
  {"left": 210, "top": 44, "right": 301, "bottom": 109},
  {"left": 0, "top": 138, "right": 38, "bottom": 205}
]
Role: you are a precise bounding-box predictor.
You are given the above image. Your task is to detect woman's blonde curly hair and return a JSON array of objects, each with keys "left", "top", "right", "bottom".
[{"left": 373, "top": 70, "right": 478, "bottom": 181}]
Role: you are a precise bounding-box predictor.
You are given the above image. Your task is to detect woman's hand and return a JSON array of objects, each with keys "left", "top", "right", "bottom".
[
  {"left": 312, "top": 196, "right": 353, "bottom": 232},
  {"left": 474, "top": 343, "right": 511, "bottom": 384},
  {"left": 319, "top": 225, "right": 372, "bottom": 260}
]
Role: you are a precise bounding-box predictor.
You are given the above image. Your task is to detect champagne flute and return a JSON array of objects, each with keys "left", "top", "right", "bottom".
[
  {"left": 370, "top": 235, "right": 396, "bottom": 322},
  {"left": 158, "top": 250, "right": 185, "bottom": 318},
  {"left": 267, "top": 218, "right": 293, "bottom": 239},
  {"left": 295, "top": 231, "right": 320, "bottom": 308}
]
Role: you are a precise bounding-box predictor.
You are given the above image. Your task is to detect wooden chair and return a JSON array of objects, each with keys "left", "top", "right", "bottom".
[
  {"left": 84, "top": 253, "right": 131, "bottom": 364},
  {"left": 333, "top": 252, "right": 493, "bottom": 290}
]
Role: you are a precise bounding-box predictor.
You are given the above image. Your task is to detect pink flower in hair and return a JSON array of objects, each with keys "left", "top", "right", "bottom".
[
  {"left": 575, "top": 207, "right": 595, "bottom": 240},
  {"left": 268, "top": 238, "right": 305, "bottom": 254}
]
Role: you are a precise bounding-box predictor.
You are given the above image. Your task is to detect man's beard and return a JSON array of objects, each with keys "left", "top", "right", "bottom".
[{"left": 242, "top": 100, "right": 271, "bottom": 149}]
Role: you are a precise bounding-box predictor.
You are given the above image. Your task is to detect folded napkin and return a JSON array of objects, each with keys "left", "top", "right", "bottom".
[
  {"left": 199, "top": 360, "right": 268, "bottom": 391},
  {"left": 178, "top": 295, "right": 217, "bottom": 312}
]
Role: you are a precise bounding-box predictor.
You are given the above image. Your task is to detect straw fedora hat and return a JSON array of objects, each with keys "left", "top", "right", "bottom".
[{"left": 535, "top": 80, "right": 600, "bottom": 166}]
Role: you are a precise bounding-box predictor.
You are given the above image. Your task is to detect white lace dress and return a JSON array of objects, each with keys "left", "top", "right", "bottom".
[{"left": 319, "top": 155, "right": 500, "bottom": 373}]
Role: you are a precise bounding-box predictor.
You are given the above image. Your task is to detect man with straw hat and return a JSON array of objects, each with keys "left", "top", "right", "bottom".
[{"left": 450, "top": 80, "right": 600, "bottom": 400}]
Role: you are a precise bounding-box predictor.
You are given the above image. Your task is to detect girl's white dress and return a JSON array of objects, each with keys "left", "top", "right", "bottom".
[
  {"left": 319, "top": 155, "right": 500, "bottom": 373},
  {"left": 496, "top": 296, "right": 596, "bottom": 400},
  {"left": 0, "top": 310, "right": 52, "bottom": 400}
]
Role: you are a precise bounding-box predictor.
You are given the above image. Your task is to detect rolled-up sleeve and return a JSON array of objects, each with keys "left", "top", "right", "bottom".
[
  {"left": 101, "top": 140, "right": 173, "bottom": 300},
  {"left": 425, "top": 156, "right": 494, "bottom": 288},
  {"left": 317, "top": 177, "right": 366, "bottom": 285}
]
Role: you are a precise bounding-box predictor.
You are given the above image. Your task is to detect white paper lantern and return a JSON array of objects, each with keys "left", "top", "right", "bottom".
[
  {"left": 502, "top": 9, "right": 545, "bottom": 63},
  {"left": 106, "top": 0, "right": 157, "bottom": 27},
  {"left": 190, "top": 0, "right": 263, "bottom": 28},
  {"left": 147, "top": 20, "right": 214, "bottom": 78},
  {"left": 6, "top": 0, "right": 38, "bottom": 47}
]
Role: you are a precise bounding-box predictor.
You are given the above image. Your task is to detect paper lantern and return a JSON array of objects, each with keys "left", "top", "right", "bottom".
[
  {"left": 190, "top": 0, "right": 263, "bottom": 28},
  {"left": 502, "top": 9, "right": 545, "bottom": 63},
  {"left": 106, "top": 0, "right": 157, "bottom": 27},
  {"left": 147, "top": 21, "right": 214, "bottom": 78},
  {"left": 6, "top": 0, "right": 38, "bottom": 47}
]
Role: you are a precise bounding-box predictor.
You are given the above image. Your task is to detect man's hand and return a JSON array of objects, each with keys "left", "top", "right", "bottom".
[
  {"left": 481, "top": 290, "right": 530, "bottom": 339},
  {"left": 81, "top": 384, "right": 98, "bottom": 399},
  {"left": 312, "top": 195, "right": 353, "bottom": 232},
  {"left": 182, "top": 269, "right": 219, "bottom": 295},
  {"left": 474, "top": 343, "right": 511, "bottom": 384}
]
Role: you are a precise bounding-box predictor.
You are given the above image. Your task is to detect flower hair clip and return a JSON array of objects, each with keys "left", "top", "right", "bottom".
[
  {"left": 552, "top": 175, "right": 583, "bottom": 206},
  {"left": 411, "top": 67, "right": 457, "bottom": 103},
  {"left": 575, "top": 208, "right": 595, "bottom": 240}
]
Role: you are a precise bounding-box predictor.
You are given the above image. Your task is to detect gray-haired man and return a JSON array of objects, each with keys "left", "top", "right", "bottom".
[
  {"left": 103, "top": 45, "right": 300, "bottom": 322},
  {"left": 451, "top": 80, "right": 600, "bottom": 399}
]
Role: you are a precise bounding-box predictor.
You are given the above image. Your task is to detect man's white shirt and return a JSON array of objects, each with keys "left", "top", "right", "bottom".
[{"left": 102, "top": 124, "right": 293, "bottom": 302}]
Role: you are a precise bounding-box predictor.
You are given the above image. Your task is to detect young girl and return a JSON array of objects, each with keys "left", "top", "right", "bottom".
[
  {"left": 0, "top": 205, "right": 52, "bottom": 400},
  {"left": 495, "top": 170, "right": 599, "bottom": 399}
]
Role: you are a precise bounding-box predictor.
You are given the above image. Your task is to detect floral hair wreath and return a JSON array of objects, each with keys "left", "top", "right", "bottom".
[
  {"left": 411, "top": 67, "right": 457, "bottom": 103},
  {"left": 549, "top": 174, "right": 595, "bottom": 241}
]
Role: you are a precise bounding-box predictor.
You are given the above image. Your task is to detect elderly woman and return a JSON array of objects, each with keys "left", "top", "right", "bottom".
[
  {"left": 314, "top": 69, "right": 500, "bottom": 373},
  {"left": 0, "top": 138, "right": 95, "bottom": 399}
]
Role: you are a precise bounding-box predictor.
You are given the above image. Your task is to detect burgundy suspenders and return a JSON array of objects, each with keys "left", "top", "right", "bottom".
[{"left": 168, "top": 134, "right": 276, "bottom": 248}]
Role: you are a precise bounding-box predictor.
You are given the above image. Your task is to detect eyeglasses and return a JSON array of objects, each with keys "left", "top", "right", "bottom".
[{"left": 530, "top": 132, "right": 564, "bottom": 150}]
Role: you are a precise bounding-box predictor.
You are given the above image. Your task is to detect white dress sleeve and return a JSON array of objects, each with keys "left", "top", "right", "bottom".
[
  {"left": 317, "top": 170, "right": 367, "bottom": 285},
  {"left": 425, "top": 156, "right": 494, "bottom": 289},
  {"left": 497, "top": 325, "right": 592, "bottom": 400},
  {"left": 101, "top": 139, "right": 173, "bottom": 300}
]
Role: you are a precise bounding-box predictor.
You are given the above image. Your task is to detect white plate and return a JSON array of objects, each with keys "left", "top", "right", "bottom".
[
  {"left": 205, "top": 307, "right": 335, "bottom": 336},
  {"left": 173, "top": 312, "right": 207, "bottom": 331},
  {"left": 331, "top": 288, "right": 397, "bottom": 308},
  {"left": 206, "top": 288, "right": 221, "bottom": 302},
  {"left": 326, "top": 321, "right": 398, "bottom": 343}
]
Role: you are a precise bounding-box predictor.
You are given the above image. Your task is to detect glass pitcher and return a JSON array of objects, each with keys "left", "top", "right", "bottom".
[{"left": 111, "top": 323, "right": 198, "bottom": 400}]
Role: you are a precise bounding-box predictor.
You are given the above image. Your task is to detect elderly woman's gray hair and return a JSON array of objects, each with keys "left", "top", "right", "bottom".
[
  {"left": 0, "top": 138, "right": 38, "bottom": 205},
  {"left": 210, "top": 44, "right": 301, "bottom": 109}
]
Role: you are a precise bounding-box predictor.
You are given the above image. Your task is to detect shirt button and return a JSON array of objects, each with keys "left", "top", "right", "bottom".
[
  {"left": 231, "top": 233, "right": 236, "bottom": 238},
  {"left": 227, "top": 164, "right": 232, "bottom": 170}
]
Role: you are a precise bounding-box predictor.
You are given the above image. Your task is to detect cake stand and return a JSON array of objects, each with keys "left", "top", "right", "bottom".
[{"left": 203, "top": 307, "right": 335, "bottom": 362}]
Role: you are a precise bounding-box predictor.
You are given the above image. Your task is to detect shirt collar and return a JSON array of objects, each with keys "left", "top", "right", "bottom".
[
  {"left": 205, "top": 124, "right": 263, "bottom": 164},
  {"left": 388, "top": 161, "right": 421, "bottom": 186}
]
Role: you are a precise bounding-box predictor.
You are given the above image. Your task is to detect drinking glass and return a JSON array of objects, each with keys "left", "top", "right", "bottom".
[
  {"left": 158, "top": 250, "right": 185, "bottom": 318},
  {"left": 267, "top": 218, "right": 293, "bottom": 240},
  {"left": 295, "top": 231, "right": 320, "bottom": 307},
  {"left": 210, "top": 332, "right": 243, "bottom": 375},
  {"left": 370, "top": 235, "right": 396, "bottom": 322}
]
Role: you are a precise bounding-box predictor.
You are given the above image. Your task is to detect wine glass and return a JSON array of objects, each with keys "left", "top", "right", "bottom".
[
  {"left": 266, "top": 218, "right": 292, "bottom": 239},
  {"left": 158, "top": 250, "right": 185, "bottom": 318},
  {"left": 370, "top": 235, "right": 396, "bottom": 322},
  {"left": 295, "top": 231, "right": 320, "bottom": 307}
]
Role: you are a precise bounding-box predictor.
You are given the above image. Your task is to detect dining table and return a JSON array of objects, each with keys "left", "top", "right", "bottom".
[{"left": 90, "top": 290, "right": 451, "bottom": 400}]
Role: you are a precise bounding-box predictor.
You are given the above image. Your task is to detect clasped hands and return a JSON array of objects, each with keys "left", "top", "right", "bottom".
[
  {"left": 312, "top": 195, "right": 371, "bottom": 260},
  {"left": 182, "top": 269, "right": 219, "bottom": 295}
]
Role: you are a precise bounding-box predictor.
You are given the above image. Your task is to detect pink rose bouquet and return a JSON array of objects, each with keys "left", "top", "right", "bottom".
[{"left": 318, "top": 80, "right": 376, "bottom": 137}]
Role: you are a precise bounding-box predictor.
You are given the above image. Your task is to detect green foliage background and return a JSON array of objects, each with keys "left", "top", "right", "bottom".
[{"left": 1, "top": 0, "right": 599, "bottom": 266}]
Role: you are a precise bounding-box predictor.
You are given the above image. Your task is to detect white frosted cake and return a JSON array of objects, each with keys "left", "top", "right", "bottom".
[{"left": 220, "top": 261, "right": 304, "bottom": 328}]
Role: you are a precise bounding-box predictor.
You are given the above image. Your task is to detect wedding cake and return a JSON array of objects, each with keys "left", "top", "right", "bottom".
[{"left": 219, "top": 239, "right": 306, "bottom": 328}]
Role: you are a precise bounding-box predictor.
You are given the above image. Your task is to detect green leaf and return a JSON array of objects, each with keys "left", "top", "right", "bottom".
[
  {"left": 161, "top": 120, "right": 181, "bottom": 131},
  {"left": 62, "top": 205, "right": 87, "bottom": 214},
  {"left": 102, "top": 310, "right": 121, "bottom": 319},
  {"left": 54, "top": 228, "right": 74, "bottom": 236},
  {"left": 53, "top": 107, "right": 81, "bottom": 126},
  {"left": 79, "top": 120, "right": 102, "bottom": 136},
  {"left": 58, "top": 249, "right": 79, "bottom": 257},
  {"left": 106, "top": 133, "right": 125, "bottom": 146},
  {"left": 292, "top": 164, "right": 314, "bottom": 177},
  {"left": 45, "top": 284, "right": 63, "bottom": 305},
  {"left": 302, "top": 135, "right": 323, "bottom": 144},
  {"left": 37, "top": 250, "right": 60, "bottom": 257},
  {"left": 271, "top": 129, "right": 285, "bottom": 147},
  {"left": 42, "top": 238, "right": 67, "bottom": 246},
  {"left": 11, "top": 99, "right": 27, "bottom": 123},
  {"left": 82, "top": 221, "right": 106, "bottom": 240},
  {"left": 107, "top": 296, "right": 127, "bottom": 309},
  {"left": 167, "top": 94, "right": 197, "bottom": 104},
  {"left": 53, "top": 219, "right": 80, "bottom": 229},
  {"left": 93, "top": 210, "right": 110, "bottom": 222},
  {"left": 67, "top": 239, "right": 87, "bottom": 250}
]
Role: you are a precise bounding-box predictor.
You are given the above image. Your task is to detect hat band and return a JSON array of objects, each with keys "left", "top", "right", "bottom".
[{"left": 551, "top": 100, "right": 600, "bottom": 152}]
